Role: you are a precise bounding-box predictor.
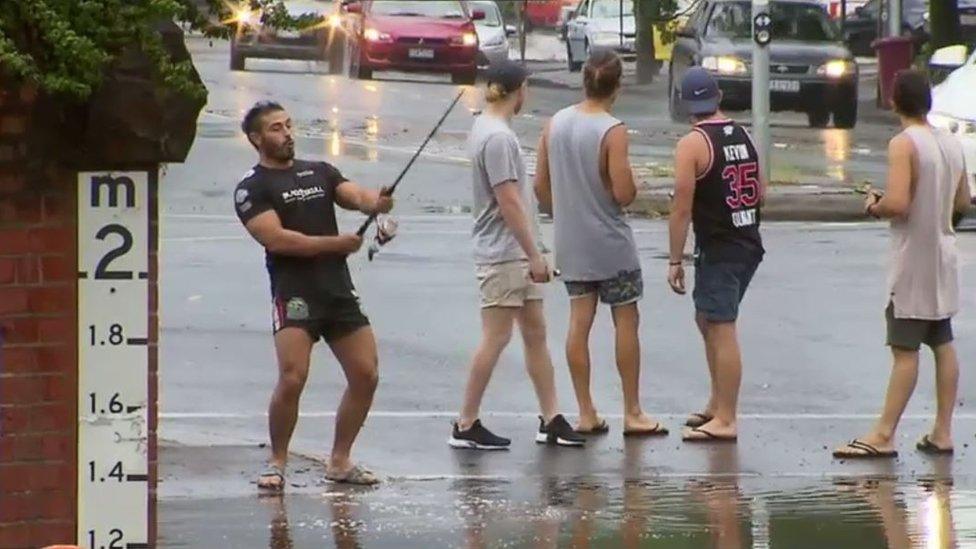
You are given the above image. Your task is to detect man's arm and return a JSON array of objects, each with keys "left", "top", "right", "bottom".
[
  {"left": 605, "top": 125, "right": 637, "bottom": 207},
  {"left": 954, "top": 171, "right": 972, "bottom": 214},
  {"left": 335, "top": 180, "right": 393, "bottom": 214},
  {"left": 868, "top": 135, "right": 913, "bottom": 219},
  {"left": 669, "top": 133, "right": 702, "bottom": 264},
  {"left": 243, "top": 210, "right": 361, "bottom": 257},
  {"left": 534, "top": 123, "right": 553, "bottom": 214},
  {"left": 495, "top": 181, "right": 541, "bottom": 260}
]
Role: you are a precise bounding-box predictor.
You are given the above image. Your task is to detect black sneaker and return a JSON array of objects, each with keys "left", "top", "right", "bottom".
[
  {"left": 448, "top": 419, "right": 511, "bottom": 450},
  {"left": 536, "top": 414, "right": 586, "bottom": 447}
]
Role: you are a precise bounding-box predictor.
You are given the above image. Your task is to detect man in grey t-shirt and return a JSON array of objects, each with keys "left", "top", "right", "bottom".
[{"left": 450, "top": 61, "right": 584, "bottom": 451}]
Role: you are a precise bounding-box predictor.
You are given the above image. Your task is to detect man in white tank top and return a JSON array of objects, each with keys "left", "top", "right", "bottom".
[{"left": 834, "top": 71, "right": 971, "bottom": 459}]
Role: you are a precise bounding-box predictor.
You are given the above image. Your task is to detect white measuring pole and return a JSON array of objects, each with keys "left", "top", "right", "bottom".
[{"left": 77, "top": 171, "right": 152, "bottom": 549}]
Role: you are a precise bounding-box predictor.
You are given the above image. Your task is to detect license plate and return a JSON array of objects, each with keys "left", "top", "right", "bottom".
[
  {"left": 770, "top": 79, "right": 800, "bottom": 93},
  {"left": 276, "top": 29, "right": 302, "bottom": 39},
  {"left": 962, "top": 13, "right": 976, "bottom": 25},
  {"left": 408, "top": 48, "right": 435, "bottom": 60}
]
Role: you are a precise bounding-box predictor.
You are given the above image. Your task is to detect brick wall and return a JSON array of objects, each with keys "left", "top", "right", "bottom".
[{"left": 0, "top": 86, "right": 80, "bottom": 547}]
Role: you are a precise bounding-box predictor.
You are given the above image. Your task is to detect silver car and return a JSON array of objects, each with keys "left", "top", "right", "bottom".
[
  {"left": 468, "top": 1, "right": 515, "bottom": 67},
  {"left": 565, "top": 0, "right": 636, "bottom": 71}
]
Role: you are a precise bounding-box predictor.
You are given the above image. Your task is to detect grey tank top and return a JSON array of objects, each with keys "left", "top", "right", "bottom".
[
  {"left": 888, "top": 125, "right": 965, "bottom": 320},
  {"left": 547, "top": 106, "right": 640, "bottom": 281}
]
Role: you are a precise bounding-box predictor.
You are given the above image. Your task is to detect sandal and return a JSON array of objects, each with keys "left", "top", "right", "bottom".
[
  {"left": 257, "top": 464, "right": 286, "bottom": 492},
  {"left": 623, "top": 422, "right": 669, "bottom": 437},
  {"left": 832, "top": 439, "right": 898, "bottom": 459},
  {"left": 682, "top": 427, "right": 737, "bottom": 442},
  {"left": 916, "top": 435, "right": 954, "bottom": 455},
  {"left": 326, "top": 464, "right": 380, "bottom": 486},
  {"left": 685, "top": 412, "right": 714, "bottom": 428},
  {"left": 575, "top": 419, "right": 610, "bottom": 435}
]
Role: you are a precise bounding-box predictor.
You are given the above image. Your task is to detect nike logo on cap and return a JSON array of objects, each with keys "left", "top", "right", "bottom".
[{"left": 693, "top": 87, "right": 709, "bottom": 97}]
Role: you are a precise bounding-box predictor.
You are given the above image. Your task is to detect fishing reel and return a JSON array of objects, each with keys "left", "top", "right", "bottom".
[{"left": 367, "top": 216, "right": 398, "bottom": 261}]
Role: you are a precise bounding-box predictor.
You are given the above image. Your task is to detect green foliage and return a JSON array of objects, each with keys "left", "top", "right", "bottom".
[{"left": 0, "top": 0, "right": 322, "bottom": 101}]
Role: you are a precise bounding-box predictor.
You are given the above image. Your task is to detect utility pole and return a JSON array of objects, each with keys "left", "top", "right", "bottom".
[
  {"left": 887, "top": 0, "right": 901, "bottom": 37},
  {"left": 752, "top": 0, "right": 771, "bottom": 182}
]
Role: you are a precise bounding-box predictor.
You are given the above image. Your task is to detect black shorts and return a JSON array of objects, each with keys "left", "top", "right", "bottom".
[
  {"left": 885, "top": 302, "right": 953, "bottom": 351},
  {"left": 272, "top": 296, "right": 370, "bottom": 342},
  {"left": 693, "top": 254, "right": 760, "bottom": 322}
]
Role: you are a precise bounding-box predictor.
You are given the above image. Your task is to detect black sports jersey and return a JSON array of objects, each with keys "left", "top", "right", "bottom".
[
  {"left": 692, "top": 119, "right": 764, "bottom": 263},
  {"left": 234, "top": 160, "right": 356, "bottom": 316}
]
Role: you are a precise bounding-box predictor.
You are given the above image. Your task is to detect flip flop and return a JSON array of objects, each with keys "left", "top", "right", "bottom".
[
  {"left": 916, "top": 435, "right": 954, "bottom": 455},
  {"left": 257, "top": 464, "right": 286, "bottom": 492},
  {"left": 575, "top": 419, "right": 610, "bottom": 435},
  {"left": 832, "top": 439, "right": 898, "bottom": 459},
  {"left": 685, "top": 412, "right": 714, "bottom": 428},
  {"left": 623, "top": 422, "right": 669, "bottom": 437},
  {"left": 682, "top": 427, "right": 737, "bottom": 442},
  {"left": 326, "top": 464, "right": 380, "bottom": 486}
]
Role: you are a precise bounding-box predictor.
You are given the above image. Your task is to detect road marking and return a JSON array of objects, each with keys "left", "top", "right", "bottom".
[{"left": 161, "top": 411, "right": 976, "bottom": 420}]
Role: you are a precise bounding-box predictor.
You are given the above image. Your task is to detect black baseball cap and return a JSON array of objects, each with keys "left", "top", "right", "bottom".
[
  {"left": 485, "top": 60, "right": 530, "bottom": 93},
  {"left": 680, "top": 67, "right": 721, "bottom": 115}
]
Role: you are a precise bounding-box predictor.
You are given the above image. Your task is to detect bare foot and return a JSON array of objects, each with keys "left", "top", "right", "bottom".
[
  {"left": 833, "top": 432, "right": 896, "bottom": 458},
  {"left": 925, "top": 432, "right": 954, "bottom": 451},
  {"left": 683, "top": 418, "right": 737, "bottom": 441}
]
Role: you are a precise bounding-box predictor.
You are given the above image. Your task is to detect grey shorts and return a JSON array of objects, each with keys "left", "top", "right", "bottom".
[
  {"left": 886, "top": 302, "right": 953, "bottom": 351},
  {"left": 693, "top": 255, "right": 760, "bottom": 322},
  {"left": 565, "top": 269, "right": 643, "bottom": 306}
]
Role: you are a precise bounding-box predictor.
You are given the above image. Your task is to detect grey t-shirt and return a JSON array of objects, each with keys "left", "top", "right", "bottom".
[{"left": 467, "top": 114, "right": 541, "bottom": 265}]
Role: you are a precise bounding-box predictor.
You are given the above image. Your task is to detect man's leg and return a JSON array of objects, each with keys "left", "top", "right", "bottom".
[
  {"left": 696, "top": 312, "right": 718, "bottom": 418},
  {"left": 930, "top": 342, "right": 959, "bottom": 449},
  {"left": 267, "top": 327, "right": 315, "bottom": 479},
  {"left": 459, "top": 307, "right": 518, "bottom": 428},
  {"left": 611, "top": 303, "right": 660, "bottom": 431},
  {"left": 694, "top": 320, "right": 741, "bottom": 438},
  {"left": 847, "top": 348, "right": 920, "bottom": 453},
  {"left": 566, "top": 294, "right": 600, "bottom": 430},
  {"left": 517, "top": 300, "right": 558, "bottom": 422},
  {"left": 327, "top": 326, "right": 380, "bottom": 474}
]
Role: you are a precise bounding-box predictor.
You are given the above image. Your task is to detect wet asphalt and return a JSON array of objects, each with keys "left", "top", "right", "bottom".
[{"left": 156, "top": 37, "right": 975, "bottom": 547}]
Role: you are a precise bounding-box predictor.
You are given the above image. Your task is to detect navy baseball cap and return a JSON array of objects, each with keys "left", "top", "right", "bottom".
[
  {"left": 485, "top": 60, "right": 530, "bottom": 93},
  {"left": 680, "top": 67, "right": 721, "bottom": 115}
]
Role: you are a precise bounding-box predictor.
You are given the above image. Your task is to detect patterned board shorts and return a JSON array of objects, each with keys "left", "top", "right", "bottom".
[{"left": 564, "top": 269, "right": 643, "bottom": 306}]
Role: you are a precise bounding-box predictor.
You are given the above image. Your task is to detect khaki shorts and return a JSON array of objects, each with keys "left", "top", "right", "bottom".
[{"left": 476, "top": 260, "right": 544, "bottom": 308}]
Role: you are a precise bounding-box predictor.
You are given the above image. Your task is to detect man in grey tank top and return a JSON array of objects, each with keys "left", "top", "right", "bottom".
[
  {"left": 834, "top": 71, "right": 971, "bottom": 459},
  {"left": 536, "top": 50, "right": 666, "bottom": 437}
]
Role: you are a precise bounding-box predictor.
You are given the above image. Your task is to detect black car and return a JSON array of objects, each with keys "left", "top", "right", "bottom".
[
  {"left": 229, "top": 0, "right": 349, "bottom": 73},
  {"left": 843, "top": 0, "right": 976, "bottom": 57},
  {"left": 669, "top": 0, "right": 858, "bottom": 128}
]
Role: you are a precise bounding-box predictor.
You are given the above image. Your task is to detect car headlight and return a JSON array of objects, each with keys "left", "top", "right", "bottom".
[
  {"left": 327, "top": 14, "right": 342, "bottom": 27},
  {"left": 364, "top": 28, "right": 392, "bottom": 42},
  {"left": 817, "top": 59, "right": 856, "bottom": 78},
  {"left": 451, "top": 32, "right": 479, "bottom": 46},
  {"left": 930, "top": 113, "right": 976, "bottom": 135},
  {"left": 702, "top": 56, "right": 748, "bottom": 75},
  {"left": 591, "top": 31, "right": 622, "bottom": 45}
]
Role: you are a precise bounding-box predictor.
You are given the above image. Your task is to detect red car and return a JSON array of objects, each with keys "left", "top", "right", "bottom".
[
  {"left": 526, "top": 0, "right": 577, "bottom": 29},
  {"left": 347, "top": 0, "right": 485, "bottom": 84}
]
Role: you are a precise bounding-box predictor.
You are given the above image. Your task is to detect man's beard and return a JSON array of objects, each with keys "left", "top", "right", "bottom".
[{"left": 269, "top": 141, "right": 295, "bottom": 161}]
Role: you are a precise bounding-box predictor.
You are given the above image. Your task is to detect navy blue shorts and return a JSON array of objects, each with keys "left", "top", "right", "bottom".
[{"left": 693, "top": 255, "right": 760, "bottom": 322}]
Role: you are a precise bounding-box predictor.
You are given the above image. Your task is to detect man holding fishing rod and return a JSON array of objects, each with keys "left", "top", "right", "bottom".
[
  {"left": 450, "top": 61, "right": 586, "bottom": 450},
  {"left": 234, "top": 101, "right": 392, "bottom": 489}
]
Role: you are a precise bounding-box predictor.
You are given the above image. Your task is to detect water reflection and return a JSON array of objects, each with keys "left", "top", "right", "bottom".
[{"left": 823, "top": 128, "right": 850, "bottom": 183}]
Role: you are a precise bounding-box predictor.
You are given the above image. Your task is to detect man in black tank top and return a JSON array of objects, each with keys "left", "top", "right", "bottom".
[{"left": 667, "top": 68, "right": 765, "bottom": 443}]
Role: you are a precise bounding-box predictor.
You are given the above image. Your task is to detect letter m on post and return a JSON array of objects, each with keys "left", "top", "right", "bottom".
[{"left": 91, "top": 175, "right": 136, "bottom": 208}]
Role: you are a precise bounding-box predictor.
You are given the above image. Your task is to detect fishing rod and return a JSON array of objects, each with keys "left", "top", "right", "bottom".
[{"left": 357, "top": 89, "right": 466, "bottom": 239}]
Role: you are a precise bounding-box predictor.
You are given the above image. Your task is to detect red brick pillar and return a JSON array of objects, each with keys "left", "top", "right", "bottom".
[{"left": 0, "top": 84, "right": 79, "bottom": 548}]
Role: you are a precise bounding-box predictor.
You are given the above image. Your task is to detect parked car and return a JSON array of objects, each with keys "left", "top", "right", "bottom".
[
  {"left": 527, "top": 0, "right": 579, "bottom": 30},
  {"left": 345, "top": 0, "right": 483, "bottom": 84},
  {"left": 843, "top": 0, "right": 976, "bottom": 57},
  {"left": 928, "top": 45, "right": 976, "bottom": 199},
  {"left": 468, "top": 1, "right": 516, "bottom": 68},
  {"left": 229, "top": 0, "right": 348, "bottom": 73},
  {"left": 669, "top": 0, "right": 859, "bottom": 128},
  {"left": 565, "top": 0, "right": 637, "bottom": 72}
]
